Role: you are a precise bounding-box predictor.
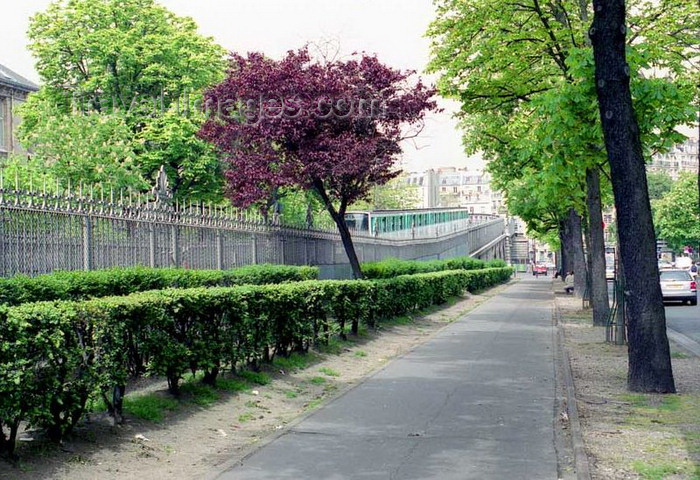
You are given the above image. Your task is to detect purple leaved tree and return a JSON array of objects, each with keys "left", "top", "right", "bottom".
[{"left": 199, "top": 48, "right": 437, "bottom": 279}]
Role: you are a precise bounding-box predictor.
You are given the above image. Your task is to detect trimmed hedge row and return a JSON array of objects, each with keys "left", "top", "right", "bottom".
[
  {"left": 0, "top": 264, "right": 319, "bottom": 307},
  {"left": 361, "top": 257, "right": 507, "bottom": 279},
  {"left": 0, "top": 267, "right": 512, "bottom": 455}
]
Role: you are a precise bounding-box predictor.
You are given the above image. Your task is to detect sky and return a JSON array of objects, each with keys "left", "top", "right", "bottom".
[{"left": 0, "top": 0, "right": 486, "bottom": 172}]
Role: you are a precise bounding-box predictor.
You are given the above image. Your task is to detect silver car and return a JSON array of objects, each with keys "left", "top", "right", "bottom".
[{"left": 659, "top": 269, "right": 697, "bottom": 305}]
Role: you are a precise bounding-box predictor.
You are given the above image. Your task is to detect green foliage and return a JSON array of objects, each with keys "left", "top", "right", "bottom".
[
  {"left": 350, "top": 175, "right": 421, "bottom": 211},
  {"left": 0, "top": 264, "right": 320, "bottom": 307},
  {"left": 237, "top": 371, "right": 271, "bottom": 386},
  {"left": 15, "top": 91, "right": 147, "bottom": 192},
  {"left": 654, "top": 172, "right": 700, "bottom": 252},
  {"left": 122, "top": 394, "right": 178, "bottom": 423},
  {"left": 646, "top": 171, "right": 674, "bottom": 201},
  {"left": 273, "top": 352, "right": 319, "bottom": 372},
  {"left": 0, "top": 265, "right": 511, "bottom": 453},
  {"left": 318, "top": 367, "right": 340, "bottom": 377},
  {"left": 20, "top": 0, "right": 227, "bottom": 201},
  {"left": 362, "top": 256, "right": 489, "bottom": 279},
  {"left": 427, "top": 0, "right": 698, "bottom": 240}
]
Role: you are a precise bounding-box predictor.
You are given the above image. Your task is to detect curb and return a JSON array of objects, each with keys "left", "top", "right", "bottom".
[
  {"left": 554, "top": 302, "right": 592, "bottom": 480},
  {"left": 667, "top": 328, "right": 700, "bottom": 357}
]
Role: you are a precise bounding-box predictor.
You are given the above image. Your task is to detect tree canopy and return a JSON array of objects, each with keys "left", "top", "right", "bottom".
[
  {"left": 199, "top": 48, "right": 437, "bottom": 277},
  {"left": 17, "top": 0, "right": 227, "bottom": 200},
  {"left": 654, "top": 172, "right": 700, "bottom": 252}
]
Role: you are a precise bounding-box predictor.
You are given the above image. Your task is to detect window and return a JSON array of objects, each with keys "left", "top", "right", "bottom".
[{"left": 0, "top": 97, "right": 6, "bottom": 149}]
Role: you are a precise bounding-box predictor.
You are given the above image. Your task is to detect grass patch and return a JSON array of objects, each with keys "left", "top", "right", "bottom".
[
  {"left": 305, "top": 397, "right": 324, "bottom": 411},
  {"left": 631, "top": 461, "right": 688, "bottom": 480},
  {"left": 309, "top": 376, "right": 327, "bottom": 385},
  {"left": 316, "top": 337, "right": 353, "bottom": 355},
  {"left": 285, "top": 390, "right": 298, "bottom": 399},
  {"left": 123, "top": 393, "right": 178, "bottom": 423},
  {"left": 238, "top": 370, "right": 271, "bottom": 385},
  {"left": 238, "top": 412, "right": 255, "bottom": 423},
  {"left": 671, "top": 352, "right": 689, "bottom": 359},
  {"left": 180, "top": 381, "right": 219, "bottom": 406},
  {"left": 273, "top": 352, "right": 319, "bottom": 371},
  {"left": 354, "top": 350, "right": 367, "bottom": 357},
  {"left": 319, "top": 367, "right": 340, "bottom": 377},
  {"left": 216, "top": 377, "right": 250, "bottom": 393},
  {"left": 619, "top": 394, "right": 685, "bottom": 413}
]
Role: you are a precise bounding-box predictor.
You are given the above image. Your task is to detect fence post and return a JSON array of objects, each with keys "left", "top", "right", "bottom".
[
  {"left": 149, "top": 224, "right": 156, "bottom": 267},
  {"left": 251, "top": 234, "right": 258, "bottom": 264},
  {"left": 171, "top": 225, "right": 180, "bottom": 268},
  {"left": 279, "top": 235, "right": 285, "bottom": 264},
  {"left": 82, "top": 215, "right": 93, "bottom": 270},
  {"left": 216, "top": 230, "right": 224, "bottom": 270}
]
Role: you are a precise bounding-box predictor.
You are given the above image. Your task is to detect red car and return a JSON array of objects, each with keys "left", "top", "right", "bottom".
[{"left": 533, "top": 264, "right": 548, "bottom": 276}]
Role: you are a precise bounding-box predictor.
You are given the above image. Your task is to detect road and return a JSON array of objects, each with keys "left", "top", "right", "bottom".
[
  {"left": 606, "top": 280, "right": 699, "bottom": 350},
  {"left": 214, "top": 278, "right": 558, "bottom": 480},
  {"left": 665, "top": 292, "right": 700, "bottom": 346}
]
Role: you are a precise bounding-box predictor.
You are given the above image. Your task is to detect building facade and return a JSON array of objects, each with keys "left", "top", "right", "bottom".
[
  {"left": 406, "top": 169, "right": 440, "bottom": 208},
  {"left": 407, "top": 167, "right": 506, "bottom": 214},
  {"left": 647, "top": 137, "right": 699, "bottom": 179},
  {"left": 0, "top": 63, "right": 39, "bottom": 158}
]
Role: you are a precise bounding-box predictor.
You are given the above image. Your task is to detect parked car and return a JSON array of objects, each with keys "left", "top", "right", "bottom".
[
  {"left": 533, "top": 264, "right": 548, "bottom": 276},
  {"left": 605, "top": 266, "right": 615, "bottom": 280},
  {"left": 659, "top": 269, "right": 697, "bottom": 305},
  {"left": 674, "top": 256, "right": 693, "bottom": 270},
  {"left": 658, "top": 260, "right": 673, "bottom": 271}
]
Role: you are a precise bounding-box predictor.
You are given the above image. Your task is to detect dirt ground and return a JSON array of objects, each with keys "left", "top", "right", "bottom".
[
  {"left": 0, "top": 281, "right": 515, "bottom": 480},
  {"left": 556, "top": 289, "right": 700, "bottom": 480}
]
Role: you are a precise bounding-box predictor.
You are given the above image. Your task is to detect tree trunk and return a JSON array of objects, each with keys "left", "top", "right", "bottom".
[
  {"left": 313, "top": 179, "right": 363, "bottom": 279},
  {"left": 587, "top": 168, "right": 611, "bottom": 326},
  {"left": 591, "top": 0, "right": 675, "bottom": 392},
  {"left": 334, "top": 215, "right": 363, "bottom": 279},
  {"left": 568, "top": 208, "right": 586, "bottom": 297},
  {"left": 559, "top": 218, "right": 572, "bottom": 277}
]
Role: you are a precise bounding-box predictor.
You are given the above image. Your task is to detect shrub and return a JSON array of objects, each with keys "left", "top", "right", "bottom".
[
  {"left": 361, "top": 256, "right": 489, "bottom": 279},
  {"left": 0, "top": 264, "right": 319, "bottom": 307},
  {"left": 0, "top": 265, "right": 511, "bottom": 454}
]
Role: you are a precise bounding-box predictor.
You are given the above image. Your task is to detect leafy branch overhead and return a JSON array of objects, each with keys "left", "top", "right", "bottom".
[{"left": 427, "top": 0, "right": 698, "bottom": 239}]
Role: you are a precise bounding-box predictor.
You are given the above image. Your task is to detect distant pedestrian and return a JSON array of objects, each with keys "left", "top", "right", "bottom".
[{"left": 564, "top": 271, "right": 575, "bottom": 294}]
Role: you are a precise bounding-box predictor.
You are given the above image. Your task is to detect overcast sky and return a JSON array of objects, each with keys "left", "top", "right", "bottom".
[{"left": 1, "top": 0, "right": 487, "bottom": 172}]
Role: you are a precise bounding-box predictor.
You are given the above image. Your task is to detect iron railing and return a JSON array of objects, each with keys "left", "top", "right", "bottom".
[{"left": 0, "top": 169, "right": 506, "bottom": 277}]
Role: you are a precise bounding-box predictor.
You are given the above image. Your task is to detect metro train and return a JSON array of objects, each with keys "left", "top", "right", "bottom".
[{"left": 343, "top": 207, "right": 473, "bottom": 235}]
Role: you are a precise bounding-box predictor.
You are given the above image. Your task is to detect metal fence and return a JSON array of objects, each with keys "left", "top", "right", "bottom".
[{"left": 0, "top": 171, "right": 505, "bottom": 277}]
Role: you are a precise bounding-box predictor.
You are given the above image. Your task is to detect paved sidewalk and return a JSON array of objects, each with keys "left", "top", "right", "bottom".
[{"left": 216, "top": 277, "right": 557, "bottom": 480}]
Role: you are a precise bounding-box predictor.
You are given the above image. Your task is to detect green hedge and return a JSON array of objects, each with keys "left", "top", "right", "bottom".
[
  {"left": 0, "top": 267, "right": 512, "bottom": 455},
  {"left": 362, "top": 257, "right": 507, "bottom": 279},
  {"left": 0, "top": 264, "right": 319, "bottom": 307}
]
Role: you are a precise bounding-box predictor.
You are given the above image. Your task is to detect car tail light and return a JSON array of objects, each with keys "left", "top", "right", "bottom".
[{"left": 691, "top": 281, "right": 697, "bottom": 290}]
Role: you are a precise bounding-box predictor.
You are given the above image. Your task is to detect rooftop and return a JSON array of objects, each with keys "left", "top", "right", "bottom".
[{"left": 0, "top": 63, "right": 39, "bottom": 92}]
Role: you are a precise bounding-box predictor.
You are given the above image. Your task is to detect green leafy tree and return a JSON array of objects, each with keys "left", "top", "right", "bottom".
[
  {"left": 351, "top": 175, "right": 420, "bottom": 211},
  {"left": 428, "top": 0, "right": 698, "bottom": 390},
  {"left": 16, "top": 90, "right": 146, "bottom": 191},
  {"left": 646, "top": 171, "right": 674, "bottom": 201},
  {"left": 654, "top": 172, "right": 700, "bottom": 252},
  {"left": 19, "top": 0, "right": 226, "bottom": 200}
]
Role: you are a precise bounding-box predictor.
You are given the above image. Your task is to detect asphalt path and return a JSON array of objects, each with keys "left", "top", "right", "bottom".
[{"left": 216, "top": 277, "right": 558, "bottom": 480}]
